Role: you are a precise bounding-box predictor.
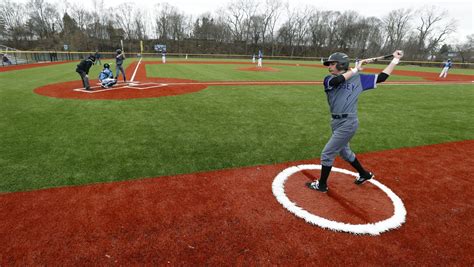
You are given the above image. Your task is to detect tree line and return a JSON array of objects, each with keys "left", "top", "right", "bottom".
[{"left": 0, "top": 0, "right": 472, "bottom": 62}]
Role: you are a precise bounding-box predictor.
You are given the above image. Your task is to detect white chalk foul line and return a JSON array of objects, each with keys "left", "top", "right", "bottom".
[
  {"left": 272, "top": 164, "right": 407, "bottom": 236},
  {"left": 130, "top": 57, "right": 143, "bottom": 82}
]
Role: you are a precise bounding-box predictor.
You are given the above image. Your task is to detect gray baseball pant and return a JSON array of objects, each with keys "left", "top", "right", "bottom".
[{"left": 321, "top": 117, "right": 358, "bottom": 166}]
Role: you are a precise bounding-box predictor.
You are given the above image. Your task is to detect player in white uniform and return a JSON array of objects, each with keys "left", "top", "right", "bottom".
[
  {"left": 257, "top": 50, "right": 263, "bottom": 67},
  {"left": 162, "top": 51, "right": 166, "bottom": 64}
]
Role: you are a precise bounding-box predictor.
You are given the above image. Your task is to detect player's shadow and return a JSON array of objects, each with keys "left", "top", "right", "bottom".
[{"left": 301, "top": 170, "right": 370, "bottom": 222}]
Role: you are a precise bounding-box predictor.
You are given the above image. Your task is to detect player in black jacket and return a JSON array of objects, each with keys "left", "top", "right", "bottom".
[{"left": 76, "top": 55, "right": 96, "bottom": 90}]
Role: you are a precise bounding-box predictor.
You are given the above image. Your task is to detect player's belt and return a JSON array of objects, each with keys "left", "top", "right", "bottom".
[{"left": 331, "top": 114, "right": 348, "bottom": 119}]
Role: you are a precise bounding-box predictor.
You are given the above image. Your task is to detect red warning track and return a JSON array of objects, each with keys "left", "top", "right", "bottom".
[
  {"left": 1, "top": 140, "right": 473, "bottom": 265},
  {"left": 33, "top": 60, "right": 473, "bottom": 100}
]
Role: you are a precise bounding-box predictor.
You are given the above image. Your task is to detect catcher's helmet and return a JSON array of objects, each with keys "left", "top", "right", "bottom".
[
  {"left": 103, "top": 63, "right": 110, "bottom": 69},
  {"left": 323, "top": 52, "right": 350, "bottom": 71},
  {"left": 116, "top": 49, "right": 122, "bottom": 54}
]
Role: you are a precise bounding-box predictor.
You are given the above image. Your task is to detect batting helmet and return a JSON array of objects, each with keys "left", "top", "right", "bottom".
[
  {"left": 104, "top": 63, "right": 110, "bottom": 69},
  {"left": 116, "top": 49, "right": 122, "bottom": 54},
  {"left": 323, "top": 52, "right": 350, "bottom": 71},
  {"left": 88, "top": 54, "right": 96, "bottom": 62}
]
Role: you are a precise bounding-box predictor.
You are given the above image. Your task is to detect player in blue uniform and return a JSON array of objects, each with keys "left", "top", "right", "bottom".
[
  {"left": 439, "top": 59, "right": 452, "bottom": 78},
  {"left": 306, "top": 50, "right": 404, "bottom": 193},
  {"left": 98, "top": 63, "right": 117, "bottom": 89},
  {"left": 115, "top": 49, "right": 126, "bottom": 82},
  {"left": 94, "top": 50, "right": 102, "bottom": 65}
]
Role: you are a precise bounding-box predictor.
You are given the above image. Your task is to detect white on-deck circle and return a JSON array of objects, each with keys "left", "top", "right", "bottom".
[{"left": 272, "top": 164, "right": 407, "bottom": 236}]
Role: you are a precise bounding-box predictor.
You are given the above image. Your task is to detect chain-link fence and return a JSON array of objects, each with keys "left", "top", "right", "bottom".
[{"left": 1, "top": 49, "right": 473, "bottom": 69}]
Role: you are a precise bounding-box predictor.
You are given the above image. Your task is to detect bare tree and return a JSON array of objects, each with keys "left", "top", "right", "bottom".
[
  {"left": 261, "top": 0, "right": 283, "bottom": 55},
  {"left": 222, "top": 0, "right": 257, "bottom": 43},
  {"left": 414, "top": 6, "right": 457, "bottom": 60},
  {"left": 354, "top": 17, "right": 384, "bottom": 57},
  {"left": 248, "top": 15, "right": 264, "bottom": 46},
  {"left": 241, "top": 0, "right": 259, "bottom": 47},
  {"left": 308, "top": 10, "right": 329, "bottom": 55},
  {"left": 455, "top": 34, "right": 473, "bottom": 63},
  {"left": 132, "top": 9, "right": 146, "bottom": 40},
  {"left": 0, "top": 1, "right": 29, "bottom": 45},
  {"left": 324, "top": 11, "right": 342, "bottom": 53},
  {"left": 292, "top": 6, "right": 313, "bottom": 56},
  {"left": 333, "top": 11, "right": 360, "bottom": 51},
  {"left": 277, "top": 4, "right": 298, "bottom": 56},
  {"left": 69, "top": 5, "right": 92, "bottom": 32},
  {"left": 115, "top": 2, "right": 135, "bottom": 40},
  {"left": 27, "top": 0, "right": 61, "bottom": 40},
  {"left": 382, "top": 9, "right": 412, "bottom": 53},
  {"left": 194, "top": 13, "right": 230, "bottom": 42},
  {"left": 154, "top": 3, "right": 176, "bottom": 40}
]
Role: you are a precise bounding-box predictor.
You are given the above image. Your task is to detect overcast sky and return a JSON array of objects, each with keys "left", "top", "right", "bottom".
[
  {"left": 19, "top": 0, "right": 473, "bottom": 44},
  {"left": 106, "top": 0, "right": 473, "bottom": 43}
]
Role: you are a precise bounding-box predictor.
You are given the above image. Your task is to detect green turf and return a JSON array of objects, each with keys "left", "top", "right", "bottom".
[
  {"left": 149, "top": 56, "right": 474, "bottom": 75},
  {"left": 146, "top": 63, "right": 423, "bottom": 81},
  {"left": 1, "top": 60, "right": 473, "bottom": 192}
]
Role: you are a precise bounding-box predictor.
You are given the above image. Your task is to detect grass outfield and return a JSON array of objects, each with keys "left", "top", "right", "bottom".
[
  {"left": 156, "top": 56, "right": 474, "bottom": 75},
  {"left": 146, "top": 63, "right": 424, "bottom": 81},
  {"left": 1, "top": 59, "right": 473, "bottom": 193}
]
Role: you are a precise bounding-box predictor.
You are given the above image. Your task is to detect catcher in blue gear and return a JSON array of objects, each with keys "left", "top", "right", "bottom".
[{"left": 98, "top": 63, "right": 117, "bottom": 89}]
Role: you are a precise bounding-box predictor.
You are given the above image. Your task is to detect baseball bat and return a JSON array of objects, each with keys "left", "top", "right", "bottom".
[
  {"left": 359, "top": 54, "right": 393, "bottom": 65},
  {"left": 373, "top": 54, "right": 394, "bottom": 61},
  {"left": 120, "top": 39, "right": 124, "bottom": 52},
  {"left": 364, "top": 50, "right": 405, "bottom": 64}
]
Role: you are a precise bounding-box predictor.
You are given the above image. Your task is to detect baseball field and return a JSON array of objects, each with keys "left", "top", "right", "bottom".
[{"left": 1, "top": 58, "right": 473, "bottom": 265}]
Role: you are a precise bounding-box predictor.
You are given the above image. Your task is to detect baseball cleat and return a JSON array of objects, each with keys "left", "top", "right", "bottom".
[
  {"left": 354, "top": 172, "right": 374, "bottom": 185},
  {"left": 306, "top": 180, "right": 328, "bottom": 193}
]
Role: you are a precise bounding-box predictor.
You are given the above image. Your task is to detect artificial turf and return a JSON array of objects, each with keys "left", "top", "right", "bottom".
[{"left": 1, "top": 60, "right": 473, "bottom": 192}]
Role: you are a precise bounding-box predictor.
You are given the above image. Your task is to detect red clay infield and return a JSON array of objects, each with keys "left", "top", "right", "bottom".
[
  {"left": 1, "top": 140, "right": 473, "bottom": 265},
  {"left": 33, "top": 60, "right": 474, "bottom": 100}
]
